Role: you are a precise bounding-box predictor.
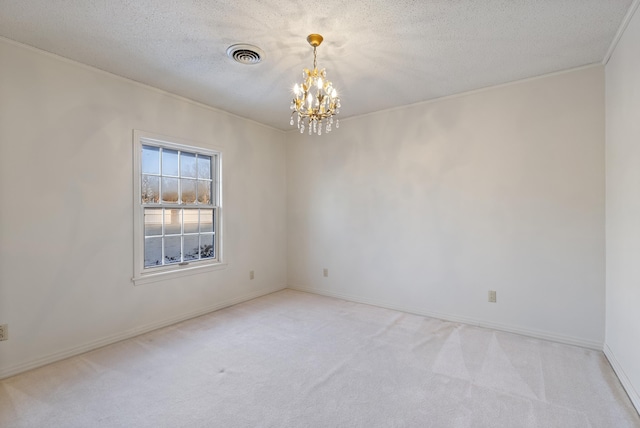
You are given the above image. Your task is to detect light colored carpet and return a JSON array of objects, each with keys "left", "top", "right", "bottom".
[{"left": 1, "top": 289, "right": 638, "bottom": 427}]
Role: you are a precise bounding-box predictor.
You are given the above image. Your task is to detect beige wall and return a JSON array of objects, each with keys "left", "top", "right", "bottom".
[
  {"left": 605, "top": 4, "right": 640, "bottom": 411},
  {"left": 287, "top": 66, "right": 605, "bottom": 348},
  {"left": 0, "top": 36, "right": 615, "bottom": 383},
  {"left": 0, "top": 39, "right": 287, "bottom": 377}
]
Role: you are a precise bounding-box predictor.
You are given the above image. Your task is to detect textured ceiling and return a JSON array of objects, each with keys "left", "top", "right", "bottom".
[{"left": 0, "top": 0, "right": 633, "bottom": 131}]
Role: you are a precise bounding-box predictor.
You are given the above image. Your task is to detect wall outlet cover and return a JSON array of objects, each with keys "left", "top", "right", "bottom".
[{"left": 488, "top": 290, "right": 497, "bottom": 303}]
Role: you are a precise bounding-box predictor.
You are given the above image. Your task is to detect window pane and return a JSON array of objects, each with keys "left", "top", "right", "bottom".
[
  {"left": 181, "top": 152, "right": 197, "bottom": 178},
  {"left": 184, "top": 209, "right": 199, "bottom": 233},
  {"left": 162, "top": 149, "right": 179, "bottom": 176},
  {"left": 197, "top": 180, "right": 212, "bottom": 204},
  {"left": 200, "top": 234, "right": 215, "bottom": 259},
  {"left": 184, "top": 235, "right": 200, "bottom": 261},
  {"left": 197, "top": 155, "right": 211, "bottom": 179},
  {"left": 164, "top": 209, "right": 182, "bottom": 235},
  {"left": 161, "top": 178, "right": 179, "bottom": 203},
  {"left": 139, "top": 138, "right": 220, "bottom": 272},
  {"left": 142, "top": 145, "right": 160, "bottom": 174},
  {"left": 144, "top": 237, "right": 162, "bottom": 267},
  {"left": 181, "top": 179, "right": 197, "bottom": 204},
  {"left": 141, "top": 175, "right": 159, "bottom": 204},
  {"left": 200, "top": 209, "right": 214, "bottom": 233},
  {"left": 144, "top": 208, "right": 163, "bottom": 236},
  {"left": 164, "top": 236, "right": 181, "bottom": 264}
]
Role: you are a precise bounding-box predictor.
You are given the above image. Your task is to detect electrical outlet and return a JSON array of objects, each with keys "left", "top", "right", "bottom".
[
  {"left": 488, "top": 290, "right": 497, "bottom": 303},
  {"left": 0, "top": 324, "right": 7, "bottom": 341},
  {"left": 323, "top": 268, "right": 329, "bottom": 277},
  {"left": 249, "top": 270, "right": 254, "bottom": 280}
]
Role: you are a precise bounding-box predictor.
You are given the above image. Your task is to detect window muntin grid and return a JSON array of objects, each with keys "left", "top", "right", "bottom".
[{"left": 140, "top": 144, "right": 218, "bottom": 269}]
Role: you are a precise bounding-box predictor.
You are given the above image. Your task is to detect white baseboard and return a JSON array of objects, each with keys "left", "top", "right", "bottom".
[
  {"left": 0, "top": 285, "right": 287, "bottom": 380},
  {"left": 604, "top": 344, "right": 640, "bottom": 414},
  {"left": 287, "top": 285, "right": 603, "bottom": 350}
]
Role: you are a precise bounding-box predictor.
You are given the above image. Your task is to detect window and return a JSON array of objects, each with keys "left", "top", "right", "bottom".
[{"left": 133, "top": 131, "right": 224, "bottom": 284}]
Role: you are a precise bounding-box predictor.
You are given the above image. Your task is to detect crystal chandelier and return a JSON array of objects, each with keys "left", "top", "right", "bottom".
[{"left": 290, "top": 34, "right": 341, "bottom": 135}]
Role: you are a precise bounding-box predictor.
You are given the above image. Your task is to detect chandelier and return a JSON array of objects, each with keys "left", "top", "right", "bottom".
[{"left": 290, "top": 34, "right": 341, "bottom": 135}]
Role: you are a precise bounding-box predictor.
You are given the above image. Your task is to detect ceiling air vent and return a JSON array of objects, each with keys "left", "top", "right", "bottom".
[{"left": 226, "top": 44, "right": 264, "bottom": 65}]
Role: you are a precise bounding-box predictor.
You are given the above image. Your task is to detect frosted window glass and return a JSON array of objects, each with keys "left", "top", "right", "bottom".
[
  {"left": 197, "top": 155, "right": 211, "bottom": 179},
  {"left": 197, "top": 180, "right": 211, "bottom": 204},
  {"left": 141, "top": 145, "right": 160, "bottom": 174},
  {"left": 144, "top": 208, "right": 163, "bottom": 236},
  {"left": 184, "top": 209, "right": 199, "bottom": 234},
  {"left": 144, "top": 237, "right": 162, "bottom": 267},
  {"left": 162, "top": 149, "right": 179, "bottom": 176},
  {"left": 164, "top": 209, "right": 181, "bottom": 235},
  {"left": 201, "top": 234, "right": 215, "bottom": 259},
  {"left": 184, "top": 235, "right": 200, "bottom": 261},
  {"left": 200, "top": 209, "right": 213, "bottom": 233},
  {"left": 162, "top": 178, "right": 179, "bottom": 203},
  {"left": 181, "top": 152, "right": 197, "bottom": 178},
  {"left": 164, "top": 236, "right": 181, "bottom": 264},
  {"left": 181, "top": 179, "right": 197, "bottom": 204},
  {"left": 141, "top": 175, "right": 159, "bottom": 203}
]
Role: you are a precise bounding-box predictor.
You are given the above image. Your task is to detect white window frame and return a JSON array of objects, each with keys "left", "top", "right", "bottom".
[{"left": 132, "top": 130, "right": 225, "bottom": 285}]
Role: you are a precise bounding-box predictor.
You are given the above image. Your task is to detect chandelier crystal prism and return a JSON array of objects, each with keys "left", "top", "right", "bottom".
[{"left": 290, "top": 34, "right": 341, "bottom": 135}]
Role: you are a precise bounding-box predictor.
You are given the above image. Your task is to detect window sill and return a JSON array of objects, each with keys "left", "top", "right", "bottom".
[{"left": 132, "top": 262, "right": 228, "bottom": 285}]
